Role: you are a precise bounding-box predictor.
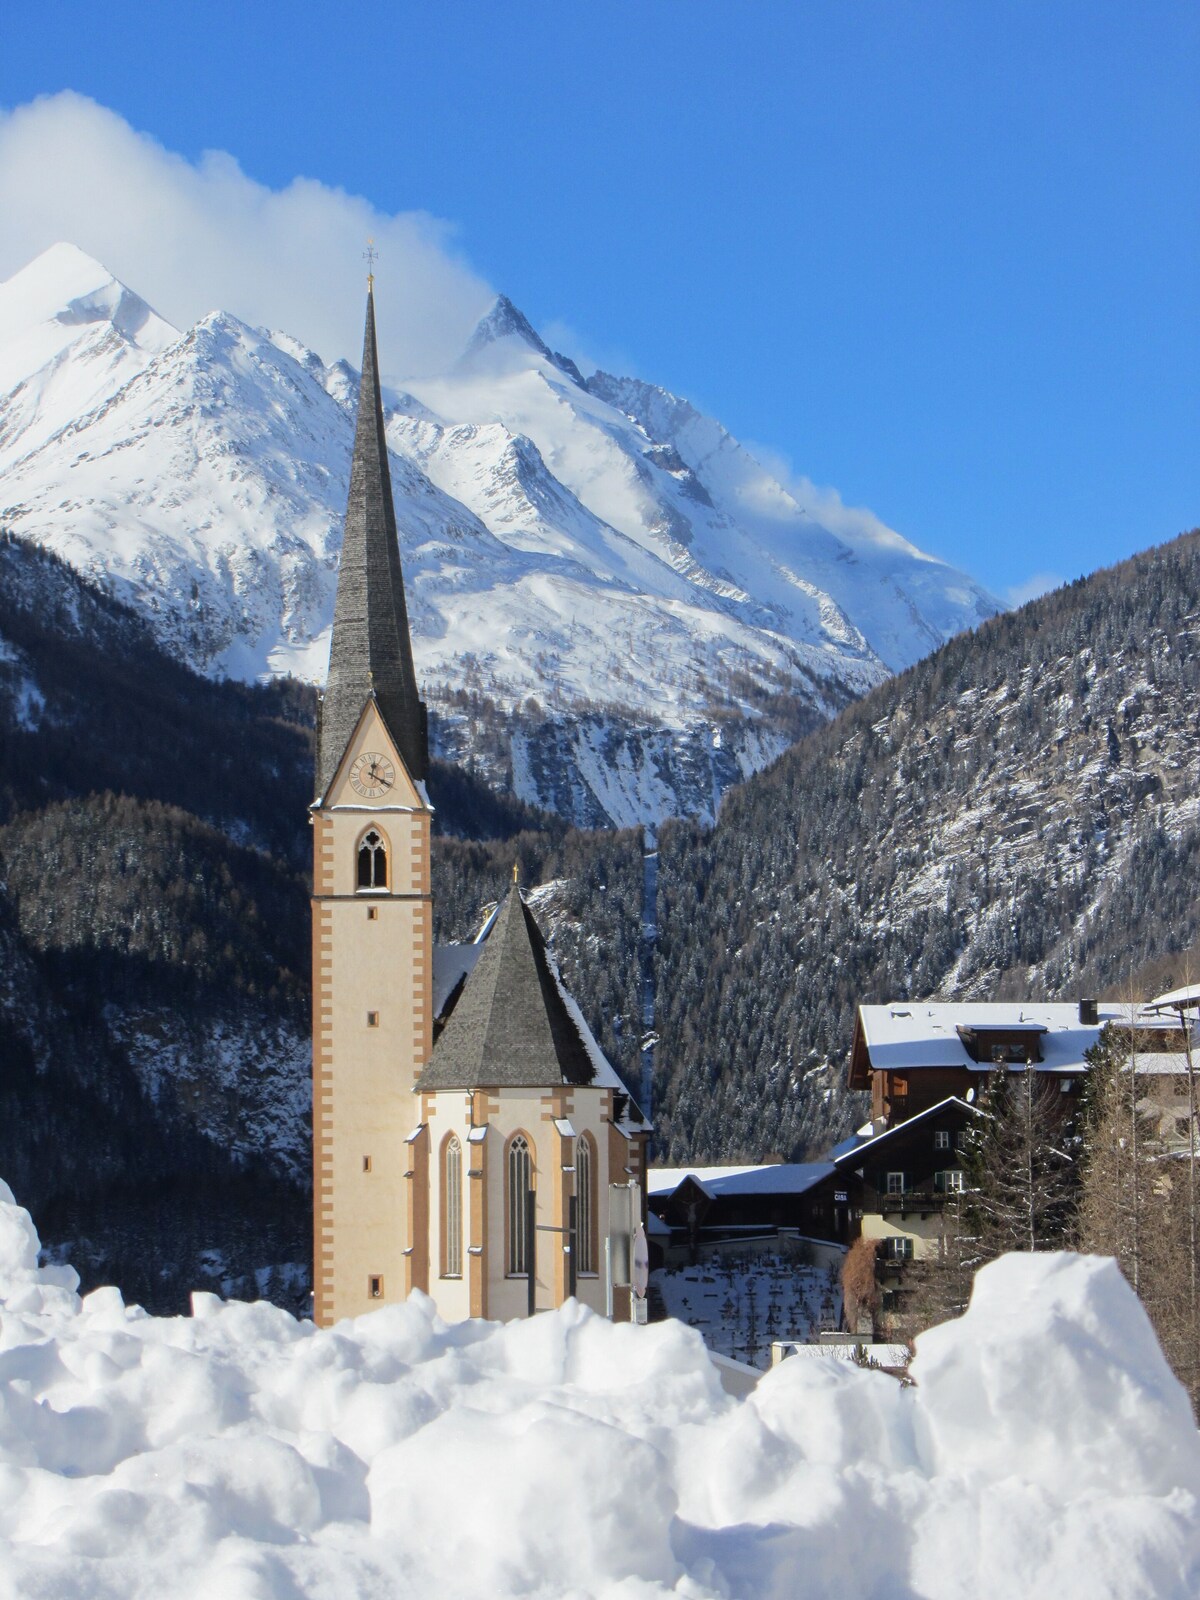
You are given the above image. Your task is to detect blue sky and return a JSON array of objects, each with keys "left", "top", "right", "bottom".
[{"left": 3, "top": 0, "right": 1197, "bottom": 603}]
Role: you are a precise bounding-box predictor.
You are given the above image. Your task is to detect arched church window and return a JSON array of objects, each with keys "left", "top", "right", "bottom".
[
  {"left": 576, "top": 1133, "right": 596, "bottom": 1275},
  {"left": 507, "top": 1133, "right": 533, "bottom": 1276},
  {"left": 357, "top": 828, "right": 388, "bottom": 891},
  {"left": 442, "top": 1135, "right": 463, "bottom": 1278}
]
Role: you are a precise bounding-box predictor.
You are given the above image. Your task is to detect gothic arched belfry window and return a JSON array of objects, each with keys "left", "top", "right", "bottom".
[{"left": 357, "top": 828, "right": 387, "bottom": 890}]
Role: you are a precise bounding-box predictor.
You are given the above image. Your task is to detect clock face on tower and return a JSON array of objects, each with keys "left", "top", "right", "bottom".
[{"left": 349, "top": 752, "right": 396, "bottom": 798}]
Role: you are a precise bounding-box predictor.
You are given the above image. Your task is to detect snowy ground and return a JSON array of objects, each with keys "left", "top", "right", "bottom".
[
  {"left": 652, "top": 1250, "right": 842, "bottom": 1369},
  {"left": 2, "top": 1177, "right": 1199, "bottom": 1599}
]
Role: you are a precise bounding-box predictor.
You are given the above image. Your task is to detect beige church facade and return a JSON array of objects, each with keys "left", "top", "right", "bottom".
[{"left": 311, "top": 288, "right": 650, "bottom": 1329}]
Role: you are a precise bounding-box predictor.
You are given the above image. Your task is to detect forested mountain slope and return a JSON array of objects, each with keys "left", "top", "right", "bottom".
[
  {"left": 652, "top": 530, "right": 1200, "bottom": 1163},
  {"left": 0, "top": 533, "right": 604, "bottom": 1310}
]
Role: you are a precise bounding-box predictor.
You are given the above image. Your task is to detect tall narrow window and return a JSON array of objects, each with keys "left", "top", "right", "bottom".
[
  {"left": 357, "top": 829, "right": 388, "bottom": 890},
  {"left": 507, "top": 1133, "right": 533, "bottom": 1275},
  {"left": 443, "top": 1135, "right": 463, "bottom": 1278},
  {"left": 576, "top": 1134, "right": 596, "bottom": 1275}
]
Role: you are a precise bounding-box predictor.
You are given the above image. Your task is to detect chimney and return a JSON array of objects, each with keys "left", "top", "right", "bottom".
[{"left": 1079, "top": 998, "right": 1099, "bottom": 1026}]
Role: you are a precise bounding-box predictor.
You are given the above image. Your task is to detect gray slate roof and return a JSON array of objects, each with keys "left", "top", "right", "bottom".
[
  {"left": 417, "top": 890, "right": 597, "bottom": 1090},
  {"left": 316, "top": 288, "right": 427, "bottom": 797}
]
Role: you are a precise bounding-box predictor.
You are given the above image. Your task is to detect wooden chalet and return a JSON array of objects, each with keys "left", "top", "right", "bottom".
[
  {"left": 647, "top": 1162, "right": 845, "bottom": 1253},
  {"left": 848, "top": 1001, "right": 1135, "bottom": 1128}
]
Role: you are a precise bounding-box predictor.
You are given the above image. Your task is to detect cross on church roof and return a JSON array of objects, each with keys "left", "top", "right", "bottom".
[{"left": 364, "top": 239, "right": 378, "bottom": 289}]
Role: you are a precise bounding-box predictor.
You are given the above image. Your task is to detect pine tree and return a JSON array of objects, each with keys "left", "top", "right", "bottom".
[
  {"left": 959, "top": 1068, "right": 1078, "bottom": 1257},
  {"left": 1078, "top": 1016, "right": 1198, "bottom": 1413}
]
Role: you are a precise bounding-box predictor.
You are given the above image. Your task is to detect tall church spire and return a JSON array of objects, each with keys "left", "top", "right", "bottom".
[{"left": 317, "top": 286, "right": 427, "bottom": 796}]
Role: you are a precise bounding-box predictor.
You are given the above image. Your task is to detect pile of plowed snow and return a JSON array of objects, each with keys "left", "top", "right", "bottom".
[{"left": 1, "top": 1177, "right": 1197, "bottom": 1598}]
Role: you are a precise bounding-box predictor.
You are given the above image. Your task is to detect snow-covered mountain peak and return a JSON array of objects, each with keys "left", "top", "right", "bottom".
[
  {"left": 0, "top": 243, "right": 1004, "bottom": 823},
  {"left": 462, "top": 294, "right": 586, "bottom": 387},
  {"left": 0, "top": 244, "right": 177, "bottom": 375},
  {"left": 0, "top": 246, "right": 180, "bottom": 471}
]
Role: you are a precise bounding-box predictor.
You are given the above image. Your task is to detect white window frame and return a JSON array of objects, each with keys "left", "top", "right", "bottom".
[{"left": 886, "top": 1171, "right": 906, "bottom": 1196}]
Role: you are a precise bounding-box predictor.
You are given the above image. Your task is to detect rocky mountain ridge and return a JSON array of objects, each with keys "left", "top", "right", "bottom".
[{"left": 0, "top": 243, "right": 1000, "bottom": 825}]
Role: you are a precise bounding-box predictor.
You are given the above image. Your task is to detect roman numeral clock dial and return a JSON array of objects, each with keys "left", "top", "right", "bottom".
[{"left": 349, "top": 752, "right": 396, "bottom": 798}]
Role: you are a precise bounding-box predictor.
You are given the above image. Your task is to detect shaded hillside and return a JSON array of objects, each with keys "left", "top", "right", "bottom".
[
  {"left": 653, "top": 530, "right": 1200, "bottom": 1163},
  {"left": 0, "top": 533, "right": 641, "bottom": 1308}
]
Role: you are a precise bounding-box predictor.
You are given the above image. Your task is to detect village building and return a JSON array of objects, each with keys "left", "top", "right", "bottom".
[
  {"left": 647, "top": 1161, "right": 842, "bottom": 1257},
  {"left": 848, "top": 1000, "right": 1133, "bottom": 1129},
  {"left": 311, "top": 284, "right": 649, "bottom": 1328},
  {"left": 831, "top": 1096, "right": 979, "bottom": 1269}
]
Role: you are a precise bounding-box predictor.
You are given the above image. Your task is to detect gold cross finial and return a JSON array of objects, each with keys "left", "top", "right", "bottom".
[
  {"left": 512, "top": 860, "right": 520, "bottom": 885},
  {"left": 364, "top": 238, "right": 378, "bottom": 290}
]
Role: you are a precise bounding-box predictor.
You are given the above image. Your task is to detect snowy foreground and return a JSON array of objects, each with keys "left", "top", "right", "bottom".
[{"left": 1, "top": 1181, "right": 1198, "bottom": 1599}]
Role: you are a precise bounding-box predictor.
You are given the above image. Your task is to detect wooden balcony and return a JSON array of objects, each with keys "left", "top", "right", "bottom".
[{"left": 871, "top": 1191, "right": 953, "bottom": 1219}]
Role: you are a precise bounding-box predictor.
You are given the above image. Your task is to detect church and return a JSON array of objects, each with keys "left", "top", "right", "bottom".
[{"left": 310, "top": 282, "right": 651, "bottom": 1328}]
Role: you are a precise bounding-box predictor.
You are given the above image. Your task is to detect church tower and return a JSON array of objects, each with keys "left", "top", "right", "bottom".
[
  {"left": 311, "top": 282, "right": 432, "bottom": 1327},
  {"left": 312, "top": 281, "right": 651, "bottom": 1329}
]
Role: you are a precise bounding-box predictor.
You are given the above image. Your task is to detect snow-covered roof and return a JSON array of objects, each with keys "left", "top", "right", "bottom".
[
  {"left": 1146, "top": 984, "right": 1200, "bottom": 1014},
  {"left": 1134, "top": 1052, "right": 1193, "bottom": 1076},
  {"left": 834, "top": 1097, "right": 978, "bottom": 1167},
  {"left": 432, "top": 942, "right": 483, "bottom": 1018},
  {"left": 858, "top": 1002, "right": 1135, "bottom": 1076},
  {"left": 648, "top": 1162, "right": 834, "bottom": 1199},
  {"left": 775, "top": 1341, "right": 910, "bottom": 1366}
]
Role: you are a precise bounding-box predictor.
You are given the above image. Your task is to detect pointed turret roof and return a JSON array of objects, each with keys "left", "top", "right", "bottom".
[
  {"left": 316, "top": 287, "right": 427, "bottom": 797},
  {"left": 417, "top": 889, "right": 597, "bottom": 1090}
]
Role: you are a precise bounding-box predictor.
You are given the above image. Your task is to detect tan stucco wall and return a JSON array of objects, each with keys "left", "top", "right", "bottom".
[
  {"left": 313, "top": 702, "right": 431, "bottom": 1325},
  {"left": 861, "top": 1211, "right": 949, "bottom": 1262}
]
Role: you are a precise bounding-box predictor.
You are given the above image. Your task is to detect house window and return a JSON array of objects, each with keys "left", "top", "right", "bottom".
[
  {"left": 1174, "top": 1078, "right": 1191, "bottom": 1098},
  {"left": 886, "top": 1172, "right": 906, "bottom": 1195},
  {"left": 576, "top": 1133, "right": 596, "bottom": 1275},
  {"left": 367, "top": 906, "right": 378, "bottom": 921},
  {"left": 507, "top": 1133, "right": 534, "bottom": 1276},
  {"left": 357, "top": 829, "right": 388, "bottom": 891},
  {"left": 368, "top": 1275, "right": 383, "bottom": 1298},
  {"left": 442, "top": 1135, "right": 463, "bottom": 1278},
  {"left": 935, "top": 1169, "right": 965, "bottom": 1193},
  {"left": 934, "top": 1130, "right": 952, "bottom": 1151},
  {"left": 884, "top": 1236, "right": 914, "bottom": 1261},
  {"left": 367, "top": 1011, "right": 379, "bottom": 1028},
  {"left": 363, "top": 1155, "right": 372, "bottom": 1173}
]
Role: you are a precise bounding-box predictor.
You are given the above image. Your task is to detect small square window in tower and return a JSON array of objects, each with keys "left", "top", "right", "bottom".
[
  {"left": 368, "top": 1275, "right": 383, "bottom": 1299},
  {"left": 367, "top": 1011, "right": 379, "bottom": 1028}
]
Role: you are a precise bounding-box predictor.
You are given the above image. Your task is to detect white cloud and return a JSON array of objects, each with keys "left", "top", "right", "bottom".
[
  {"left": 1006, "top": 571, "right": 1064, "bottom": 606},
  {"left": 0, "top": 92, "right": 494, "bottom": 377},
  {"left": 745, "top": 439, "right": 928, "bottom": 560}
]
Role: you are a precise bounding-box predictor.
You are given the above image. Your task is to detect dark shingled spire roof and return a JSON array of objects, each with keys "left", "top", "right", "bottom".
[
  {"left": 417, "top": 890, "right": 597, "bottom": 1090},
  {"left": 316, "top": 288, "right": 427, "bottom": 797}
]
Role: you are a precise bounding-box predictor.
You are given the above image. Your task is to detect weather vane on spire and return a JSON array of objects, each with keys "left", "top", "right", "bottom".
[{"left": 364, "top": 238, "right": 378, "bottom": 290}]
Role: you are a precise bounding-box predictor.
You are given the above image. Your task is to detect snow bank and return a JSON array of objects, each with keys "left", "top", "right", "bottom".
[{"left": 1, "top": 1178, "right": 1198, "bottom": 1599}]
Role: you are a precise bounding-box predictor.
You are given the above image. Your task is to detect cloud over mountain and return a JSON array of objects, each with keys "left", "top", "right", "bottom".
[{"left": 0, "top": 92, "right": 494, "bottom": 377}]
